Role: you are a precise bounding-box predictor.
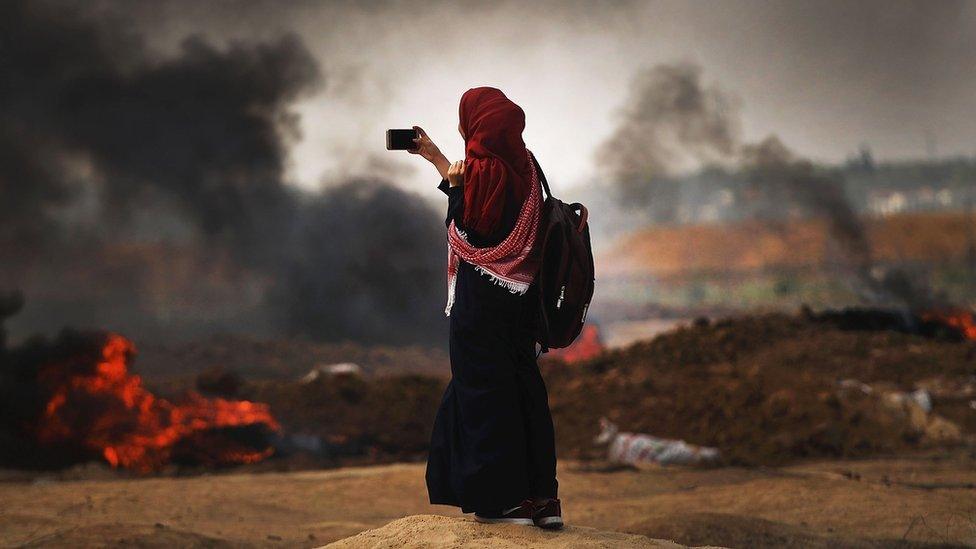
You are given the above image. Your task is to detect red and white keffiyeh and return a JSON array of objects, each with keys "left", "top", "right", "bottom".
[{"left": 445, "top": 149, "right": 543, "bottom": 316}]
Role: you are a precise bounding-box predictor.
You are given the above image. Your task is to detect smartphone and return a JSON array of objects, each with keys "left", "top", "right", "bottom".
[{"left": 386, "top": 128, "right": 418, "bottom": 151}]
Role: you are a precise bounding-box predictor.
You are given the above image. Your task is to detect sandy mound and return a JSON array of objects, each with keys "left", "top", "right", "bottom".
[{"left": 321, "top": 514, "right": 718, "bottom": 548}]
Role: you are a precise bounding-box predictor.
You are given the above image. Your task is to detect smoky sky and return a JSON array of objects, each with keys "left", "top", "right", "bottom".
[
  {"left": 3, "top": 0, "right": 973, "bottom": 342},
  {"left": 1, "top": 0, "right": 447, "bottom": 346},
  {"left": 596, "top": 62, "right": 741, "bottom": 212},
  {"left": 79, "top": 0, "right": 976, "bottom": 194},
  {"left": 1, "top": 0, "right": 321, "bottom": 260}
]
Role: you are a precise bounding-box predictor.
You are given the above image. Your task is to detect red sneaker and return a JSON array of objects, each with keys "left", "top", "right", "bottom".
[
  {"left": 532, "top": 498, "right": 563, "bottom": 529},
  {"left": 474, "top": 498, "right": 536, "bottom": 525}
]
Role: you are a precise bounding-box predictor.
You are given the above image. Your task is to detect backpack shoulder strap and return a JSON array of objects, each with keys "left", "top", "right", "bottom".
[{"left": 529, "top": 151, "right": 555, "bottom": 201}]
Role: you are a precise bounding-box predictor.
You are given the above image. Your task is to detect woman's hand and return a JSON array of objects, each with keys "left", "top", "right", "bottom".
[
  {"left": 410, "top": 126, "right": 451, "bottom": 179},
  {"left": 447, "top": 160, "right": 465, "bottom": 187}
]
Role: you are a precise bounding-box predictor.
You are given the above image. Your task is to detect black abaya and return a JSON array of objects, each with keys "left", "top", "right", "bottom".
[{"left": 425, "top": 177, "right": 558, "bottom": 514}]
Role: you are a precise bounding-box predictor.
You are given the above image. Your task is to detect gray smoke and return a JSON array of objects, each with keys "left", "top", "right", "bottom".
[
  {"left": 738, "top": 137, "right": 887, "bottom": 303},
  {"left": 599, "top": 63, "right": 740, "bottom": 180},
  {"left": 599, "top": 61, "right": 937, "bottom": 308},
  {"left": 0, "top": 0, "right": 446, "bottom": 346},
  {"left": 596, "top": 63, "right": 740, "bottom": 222},
  {"left": 70, "top": 0, "right": 976, "bottom": 187},
  {"left": 742, "top": 138, "right": 943, "bottom": 308}
]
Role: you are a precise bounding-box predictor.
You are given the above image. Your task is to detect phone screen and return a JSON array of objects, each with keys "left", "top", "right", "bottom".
[{"left": 386, "top": 129, "right": 418, "bottom": 150}]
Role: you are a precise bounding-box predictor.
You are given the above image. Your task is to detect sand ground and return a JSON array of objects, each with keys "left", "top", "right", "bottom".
[{"left": 1, "top": 451, "right": 975, "bottom": 548}]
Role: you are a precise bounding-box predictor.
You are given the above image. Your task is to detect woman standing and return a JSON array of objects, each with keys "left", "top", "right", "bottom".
[{"left": 410, "top": 87, "right": 562, "bottom": 528}]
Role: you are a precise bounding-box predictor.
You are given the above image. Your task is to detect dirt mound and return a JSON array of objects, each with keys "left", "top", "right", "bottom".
[
  {"left": 248, "top": 373, "right": 445, "bottom": 466},
  {"left": 137, "top": 334, "right": 449, "bottom": 382},
  {"left": 320, "top": 514, "right": 713, "bottom": 548},
  {"left": 544, "top": 312, "right": 975, "bottom": 465},
  {"left": 135, "top": 311, "right": 974, "bottom": 472}
]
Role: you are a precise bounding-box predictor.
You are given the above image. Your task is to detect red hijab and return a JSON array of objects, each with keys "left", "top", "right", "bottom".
[{"left": 459, "top": 87, "right": 531, "bottom": 237}]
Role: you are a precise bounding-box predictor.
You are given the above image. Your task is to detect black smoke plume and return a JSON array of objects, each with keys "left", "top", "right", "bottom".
[
  {"left": 277, "top": 180, "right": 447, "bottom": 345},
  {"left": 739, "top": 137, "right": 897, "bottom": 305},
  {"left": 0, "top": 1, "right": 446, "bottom": 346}
]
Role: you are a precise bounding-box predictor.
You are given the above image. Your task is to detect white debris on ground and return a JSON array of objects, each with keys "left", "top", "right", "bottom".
[
  {"left": 836, "top": 378, "right": 962, "bottom": 445},
  {"left": 913, "top": 374, "right": 976, "bottom": 415},
  {"left": 594, "top": 417, "right": 720, "bottom": 466},
  {"left": 300, "top": 362, "right": 363, "bottom": 383}
]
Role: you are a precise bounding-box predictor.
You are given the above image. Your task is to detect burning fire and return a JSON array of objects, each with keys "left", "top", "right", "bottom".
[
  {"left": 921, "top": 309, "right": 976, "bottom": 341},
  {"left": 547, "top": 325, "right": 605, "bottom": 363},
  {"left": 35, "top": 333, "right": 279, "bottom": 472}
]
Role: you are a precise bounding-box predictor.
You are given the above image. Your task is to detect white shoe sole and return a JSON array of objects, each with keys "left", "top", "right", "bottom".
[
  {"left": 474, "top": 515, "right": 534, "bottom": 525},
  {"left": 535, "top": 516, "right": 564, "bottom": 529}
]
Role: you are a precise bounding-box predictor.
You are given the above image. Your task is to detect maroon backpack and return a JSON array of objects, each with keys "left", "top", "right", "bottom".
[{"left": 530, "top": 154, "right": 595, "bottom": 354}]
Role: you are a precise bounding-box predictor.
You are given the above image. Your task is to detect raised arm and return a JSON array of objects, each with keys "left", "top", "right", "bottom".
[{"left": 409, "top": 126, "right": 452, "bottom": 181}]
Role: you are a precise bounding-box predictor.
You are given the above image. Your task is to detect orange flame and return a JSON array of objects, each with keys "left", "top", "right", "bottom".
[
  {"left": 36, "top": 333, "right": 279, "bottom": 472},
  {"left": 921, "top": 309, "right": 976, "bottom": 341},
  {"left": 547, "top": 325, "right": 605, "bottom": 363}
]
